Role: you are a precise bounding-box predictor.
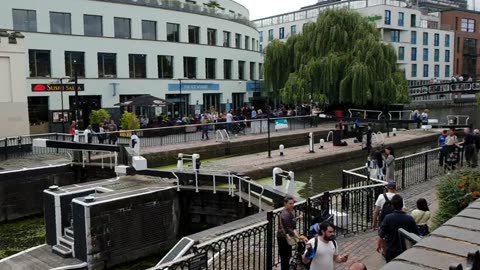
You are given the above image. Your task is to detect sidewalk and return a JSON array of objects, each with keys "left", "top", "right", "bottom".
[{"left": 334, "top": 175, "right": 441, "bottom": 270}]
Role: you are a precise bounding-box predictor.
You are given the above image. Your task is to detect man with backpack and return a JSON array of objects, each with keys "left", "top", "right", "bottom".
[
  {"left": 372, "top": 182, "right": 404, "bottom": 230},
  {"left": 302, "top": 222, "right": 349, "bottom": 270}
]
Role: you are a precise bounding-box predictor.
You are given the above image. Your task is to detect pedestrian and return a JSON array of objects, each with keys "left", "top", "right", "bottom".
[
  {"left": 373, "top": 181, "right": 404, "bottom": 230},
  {"left": 349, "top": 262, "right": 367, "bottom": 270},
  {"left": 384, "top": 146, "right": 395, "bottom": 182},
  {"left": 377, "top": 194, "right": 419, "bottom": 262},
  {"left": 302, "top": 221, "right": 348, "bottom": 270},
  {"left": 464, "top": 128, "right": 478, "bottom": 168},
  {"left": 411, "top": 198, "right": 430, "bottom": 236},
  {"left": 368, "top": 150, "right": 384, "bottom": 180},
  {"left": 277, "top": 196, "right": 302, "bottom": 270},
  {"left": 226, "top": 110, "right": 233, "bottom": 133},
  {"left": 201, "top": 112, "right": 209, "bottom": 140},
  {"left": 421, "top": 110, "right": 428, "bottom": 125},
  {"left": 474, "top": 129, "right": 480, "bottom": 156},
  {"left": 446, "top": 128, "right": 458, "bottom": 144},
  {"left": 108, "top": 119, "right": 118, "bottom": 145},
  {"left": 69, "top": 120, "right": 76, "bottom": 135},
  {"left": 98, "top": 123, "right": 106, "bottom": 144},
  {"left": 445, "top": 137, "right": 461, "bottom": 171},
  {"left": 364, "top": 123, "right": 373, "bottom": 154},
  {"left": 84, "top": 125, "right": 93, "bottom": 144},
  {"left": 251, "top": 106, "right": 257, "bottom": 119},
  {"left": 438, "top": 130, "right": 448, "bottom": 166}
]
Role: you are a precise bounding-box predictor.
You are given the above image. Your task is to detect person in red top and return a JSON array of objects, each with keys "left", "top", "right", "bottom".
[{"left": 69, "top": 121, "right": 76, "bottom": 135}]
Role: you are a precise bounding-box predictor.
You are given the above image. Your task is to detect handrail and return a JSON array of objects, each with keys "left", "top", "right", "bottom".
[
  {"left": 348, "top": 109, "right": 383, "bottom": 120},
  {"left": 388, "top": 110, "right": 413, "bottom": 120},
  {"left": 447, "top": 115, "right": 470, "bottom": 125},
  {"left": 326, "top": 131, "right": 334, "bottom": 142}
]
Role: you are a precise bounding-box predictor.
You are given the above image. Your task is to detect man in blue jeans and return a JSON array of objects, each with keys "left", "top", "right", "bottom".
[{"left": 377, "top": 194, "right": 419, "bottom": 262}]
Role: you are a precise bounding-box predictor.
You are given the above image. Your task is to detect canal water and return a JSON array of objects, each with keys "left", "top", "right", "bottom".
[{"left": 428, "top": 106, "right": 480, "bottom": 127}]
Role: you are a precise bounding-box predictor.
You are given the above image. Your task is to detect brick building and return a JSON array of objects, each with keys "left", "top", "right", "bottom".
[{"left": 441, "top": 10, "right": 480, "bottom": 79}]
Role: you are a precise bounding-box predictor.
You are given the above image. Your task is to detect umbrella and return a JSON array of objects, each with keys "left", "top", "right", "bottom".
[{"left": 114, "top": 95, "right": 170, "bottom": 107}]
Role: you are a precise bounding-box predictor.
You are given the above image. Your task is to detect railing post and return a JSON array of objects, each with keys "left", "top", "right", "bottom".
[
  {"left": 424, "top": 153, "right": 428, "bottom": 181},
  {"left": 401, "top": 158, "right": 406, "bottom": 190},
  {"left": 55, "top": 133, "right": 59, "bottom": 153},
  {"left": 266, "top": 211, "right": 273, "bottom": 270},
  {"left": 342, "top": 171, "right": 347, "bottom": 189},
  {"left": 4, "top": 139, "right": 7, "bottom": 160},
  {"left": 184, "top": 127, "right": 187, "bottom": 143}
]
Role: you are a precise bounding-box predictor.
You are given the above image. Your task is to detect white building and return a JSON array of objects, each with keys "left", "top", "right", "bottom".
[
  {"left": 0, "top": 31, "right": 30, "bottom": 137},
  {"left": 254, "top": 0, "right": 455, "bottom": 86},
  {"left": 0, "top": 0, "right": 263, "bottom": 133}
]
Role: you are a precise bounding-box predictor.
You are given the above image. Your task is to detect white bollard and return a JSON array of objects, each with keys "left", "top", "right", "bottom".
[
  {"left": 272, "top": 167, "right": 283, "bottom": 191},
  {"left": 319, "top": 139, "right": 325, "bottom": 149},
  {"left": 73, "top": 130, "right": 80, "bottom": 142},
  {"left": 309, "top": 132, "right": 315, "bottom": 153},
  {"left": 192, "top": 153, "right": 200, "bottom": 171},
  {"left": 392, "top": 128, "right": 397, "bottom": 137},
  {"left": 177, "top": 153, "right": 184, "bottom": 171},
  {"left": 279, "top": 144, "right": 285, "bottom": 156},
  {"left": 130, "top": 134, "right": 140, "bottom": 156},
  {"left": 285, "top": 171, "right": 295, "bottom": 196}
]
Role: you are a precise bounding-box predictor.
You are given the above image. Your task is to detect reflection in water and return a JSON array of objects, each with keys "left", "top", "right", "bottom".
[{"left": 428, "top": 106, "right": 479, "bottom": 127}]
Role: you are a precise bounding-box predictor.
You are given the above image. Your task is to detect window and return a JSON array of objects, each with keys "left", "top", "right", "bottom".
[
  {"left": 391, "top": 30, "right": 400, "bottom": 42},
  {"left": 434, "top": 33, "right": 439, "bottom": 46},
  {"left": 461, "top": 18, "right": 475, "bottom": 32},
  {"left": 188, "top": 25, "right": 200, "bottom": 44},
  {"left": 29, "top": 50, "right": 50, "bottom": 77},
  {"left": 158, "top": 55, "right": 174, "bottom": 79},
  {"left": 205, "top": 58, "right": 216, "bottom": 79},
  {"left": 434, "top": 65, "right": 440, "bottom": 78},
  {"left": 250, "top": 62, "right": 256, "bottom": 80},
  {"left": 184, "top": 57, "right": 197, "bottom": 79},
  {"left": 445, "top": 65, "right": 450, "bottom": 77},
  {"left": 84, "top": 15, "right": 102, "bottom": 37},
  {"left": 445, "top": 50, "right": 450, "bottom": 62},
  {"left": 291, "top": 25, "right": 297, "bottom": 34},
  {"left": 128, "top": 54, "right": 146, "bottom": 78},
  {"left": 235, "top": 33, "right": 241, "bottom": 48},
  {"left": 224, "top": 60, "right": 232, "bottom": 79},
  {"left": 167, "top": 23, "right": 180, "bottom": 42},
  {"left": 65, "top": 51, "right": 85, "bottom": 77},
  {"left": 223, "top": 31, "right": 231, "bottom": 47},
  {"left": 279, "top": 27, "right": 285, "bottom": 39},
  {"left": 245, "top": 36, "right": 250, "bottom": 50},
  {"left": 207, "top": 28, "right": 217, "bottom": 46},
  {"left": 423, "top": 32, "right": 428, "bottom": 45},
  {"left": 260, "top": 44, "right": 263, "bottom": 53},
  {"left": 50, "top": 12, "right": 71, "bottom": 34},
  {"left": 385, "top": 10, "right": 391, "bottom": 25},
  {"left": 445, "top": 34, "right": 450, "bottom": 47},
  {"left": 268, "top": 29, "right": 273, "bottom": 41},
  {"left": 411, "top": 64, "right": 417, "bottom": 77},
  {"left": 238, "top": 61, "right": 245, "bottom": 80},
  {"left": 114, "top": 17, "right": 131, "bottom": 38},
  {"left": 464, "top": 38, "right": 477, "bottom": 56},
  {"left": 252, "top": 39, "right": 256, "bottom": 51},
  {"left": 142, "top": 20, "right": 157, "bottom": 40},
  {"left": 98, "top": 53, "right": 117, "bottom": 78},
  {"left": 411, "top": 14, "right": 416, "bottom": 27},
  {"left": 259, "top": 31, "right": 263, "bottom": 42},
  {"left": 423, "top": 48, "right": 428, "bottom": 61},
  {"left": 12, "top": 9, "right": 37, "bottom": 32},
  {"left": 259, "top": 63, "right": 264, "bottom": 80},
  {"left": 411, "top": 47, "right": 417, "bottom": 61},
  {"left": 423, "top": 64, "right": 429, "bottom": 77},
  {"left": 434, "top": 49, "right": 439, "bottom": 62},
  {"left": 398, "top": 47, "right": 405, "bottom": 61},
  {"left": 398, "top": 12, "right": 404, "bottom": 26},
  {"left": 411, "top": 31, "right": 417, "bottom": 44}
]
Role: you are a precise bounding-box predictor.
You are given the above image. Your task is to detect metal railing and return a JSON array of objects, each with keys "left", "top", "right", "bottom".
[
  {"left": 409, "top": 81, "right": 480, "bottom": 97},
  {"left": 348, "top": 109, "right": 383, "bottom": 120}
]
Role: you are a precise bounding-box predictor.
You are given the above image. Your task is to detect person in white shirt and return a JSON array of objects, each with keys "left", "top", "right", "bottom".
[
  {"left": 372, "top": 181, "right": 406, "bottom": 229},
  {"left": 303, "top": 222, "right": 348, "bottom": 270},
  {"left": 226, "top": 110, "right": 234, "bottom": 133}
]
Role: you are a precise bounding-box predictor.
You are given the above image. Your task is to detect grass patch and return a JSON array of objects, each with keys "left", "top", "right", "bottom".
[{"left": 0, "top": 216, "right": 45, "bottom": 259}]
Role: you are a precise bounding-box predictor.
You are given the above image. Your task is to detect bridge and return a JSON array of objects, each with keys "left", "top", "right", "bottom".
[{"left": 409, "top": 81, "right": 480, "bottom": 98}]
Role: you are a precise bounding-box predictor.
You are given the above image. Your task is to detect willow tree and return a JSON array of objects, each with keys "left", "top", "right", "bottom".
[{"left": 263, "top": 8, "right": 410, "bottom": 107}]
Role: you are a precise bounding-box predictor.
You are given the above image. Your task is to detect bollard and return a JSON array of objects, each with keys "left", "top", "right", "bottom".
[
  {"left": 285, "top": 171, "right": 295, "bottom": 195},
  {"left": 392, "top": 128, "right": 397, "bottom": 137},
  {"left": 130, "top": 134, "right": 141, "bottom": 156},
  {"left": 319, "top": 139, "right": 325, "bottom": 149},
  {"left": 192, "top": 154, "right": 200, "bottom": 171},
  {"left": 73, "top": 130, "right": 80, "bottom": 142},
  {"left": 272, "top": 167, "right": 283, "bottom": 191},
  {"left": 279, "top": 144, "right": 285, "bottom": 156},
  {"left": 309, "top": 132, "right": 315, "bottom": 153},
  {"left": 177, "top": 153, "right": 184, "bottom": 171}
]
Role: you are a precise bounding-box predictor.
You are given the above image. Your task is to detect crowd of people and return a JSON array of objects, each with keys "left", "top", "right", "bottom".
[{"left": 437, "top": 127, "right": 480, "bottom": 170}]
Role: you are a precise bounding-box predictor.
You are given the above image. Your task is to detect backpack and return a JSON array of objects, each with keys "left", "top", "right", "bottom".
[
  {"left": 379, "top": 194, "right": 395, "bottom": 223},
  {"left": 303, "top": 237, "right": 337, "bottom": 269}
]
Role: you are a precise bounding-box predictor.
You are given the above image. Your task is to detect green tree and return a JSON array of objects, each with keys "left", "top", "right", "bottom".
[
  {"left": 264, "top": 8, "right": 410, "bottom": 107},
  {"left": 120, "top": 111, "right": 140, "bottom": 130},
  {"left": 89, "top": 109, "right": 110, "bottom": 125}
]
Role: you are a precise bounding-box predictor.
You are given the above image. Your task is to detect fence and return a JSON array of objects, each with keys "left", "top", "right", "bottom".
[{"left": 0, "top": 133, "right": 73, "bottom": 161}]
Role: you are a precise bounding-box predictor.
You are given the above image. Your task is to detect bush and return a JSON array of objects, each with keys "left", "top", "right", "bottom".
[
  {"left": 89, "top": 109, "right": 110, "bottom": 125},
  {"left": 120, "top": 111, "right": 140, "bottom": 130},
  {"left": 434, "top": 169, "right": 480, "bottom": 228}
]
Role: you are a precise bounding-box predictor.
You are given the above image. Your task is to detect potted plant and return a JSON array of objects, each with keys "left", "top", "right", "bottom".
[
  {"left": 89, "top": 109, "right": 110, "bottom": 132},
  {"left": 120, "top": 111, "right": 140, "bottom": 137}
]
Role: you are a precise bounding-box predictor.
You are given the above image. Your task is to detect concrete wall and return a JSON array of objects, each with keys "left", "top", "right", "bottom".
[{"left": 0, "top": 33, "right": 30, "bottom": 137}]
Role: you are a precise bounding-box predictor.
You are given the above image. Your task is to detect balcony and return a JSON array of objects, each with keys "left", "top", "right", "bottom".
[{"left": 91, "top": 0, "right": 257, "bottom": 29}]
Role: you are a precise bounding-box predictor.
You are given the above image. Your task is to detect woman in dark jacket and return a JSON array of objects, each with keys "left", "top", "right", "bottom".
[{"left": 277, "top": 196, "right": 302, "bottom": 270}]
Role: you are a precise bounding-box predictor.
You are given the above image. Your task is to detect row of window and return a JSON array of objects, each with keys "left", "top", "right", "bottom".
[
  {"left": 12, "top": 9, "right": 259, "bottom": 51},
  {"left": 28, "top": 50, "right": 263, "bottom": 80},
  {"left": 411, "top": 64, "right": 450, "bottom": 78},
  {"left": 398, "top": 47, "right": 450, "bottom": 62},
  {"left": 391, "top": 30, "right": 450, "bottom": 47},
  {"left": 260, "top": 24, "right": 299, "bottom": 42},
  {"left": 458, "top": 18, "right": 475, "bottom": 33},
  {"left": 385, "top": 10, "right": 417, "bottom": 27}
]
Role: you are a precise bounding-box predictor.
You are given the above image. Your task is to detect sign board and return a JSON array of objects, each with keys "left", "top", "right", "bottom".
[
  {"left": 368, "top": 15, "right": 382, "bottom": 21},
  {"left": 168, "top": 83, "right": 219, "bottom": 91},
  {"left": 32, "top": 84, "right": 84, "bottom": 92},
  {"left": 275, "top": 119, "right": 288, "bottom": 130}
]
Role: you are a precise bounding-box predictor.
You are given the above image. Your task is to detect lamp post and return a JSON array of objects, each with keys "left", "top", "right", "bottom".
[
  {"left": 70, "top": 60, "right": 80, "bottom": 129},
  {"left": 58, "top": 76, "right": 71, "bottom": 133},
  {"left": 177, "top": 78, "right": 188, "bottom": 117},
  {"left": 267, "top": 97, "right": 271, "bottom": 158}
]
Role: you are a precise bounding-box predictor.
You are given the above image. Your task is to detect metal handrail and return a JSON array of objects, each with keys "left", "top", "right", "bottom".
[
  {"left": 388, "top": 110, "right": 413, "bottom": 120},
  {"left": 348, "top": 109, "right": 383, "bottom": 120},
  {"left": 447, "top": 115, "right": 470, "bottom": 125}
]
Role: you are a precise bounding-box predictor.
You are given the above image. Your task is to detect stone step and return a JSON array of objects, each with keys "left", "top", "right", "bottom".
[
  {"left": 63, "top": 235, "right": 75, "bottom": 243},
  {"left": 59, "top": 237, "right": 74, "bottom": 250},
  {"left": 65, "top": 227, "right": 74, "bottom": 238},
  {"left": 52, "top": 244, "right": 72, "bottom": 258}
]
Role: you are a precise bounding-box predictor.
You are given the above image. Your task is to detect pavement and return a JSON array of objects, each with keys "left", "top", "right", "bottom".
[{"left": 334, "top": 175, "right": 441, "bottom": 270}]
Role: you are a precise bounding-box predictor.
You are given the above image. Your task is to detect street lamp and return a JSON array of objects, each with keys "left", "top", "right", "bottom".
[
  {"left": 267, "top": 97, "right": 271, "bottom": 158},
  {"left": 176, "top": 78, "right": 188, "bottom": 117},
  {"left": 57, "top": 76, "right": 71, "bottom": 133}
]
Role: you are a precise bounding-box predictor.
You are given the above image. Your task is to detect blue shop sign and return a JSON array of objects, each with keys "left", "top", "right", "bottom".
[
  {"left": 168, "top": 83, "right": 219, "bottom": 91},
  {"left": 246, "top": 81, "right": 264, "bottom": 92}
]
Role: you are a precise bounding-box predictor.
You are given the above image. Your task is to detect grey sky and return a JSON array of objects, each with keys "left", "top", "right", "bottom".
[{"left": 238, "top": 0, "right": 480, "bottom": 20}]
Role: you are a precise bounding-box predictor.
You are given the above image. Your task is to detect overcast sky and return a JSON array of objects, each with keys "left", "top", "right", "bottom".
[{"left": 237, "top": 0, "right": 480, "bottom": 20}]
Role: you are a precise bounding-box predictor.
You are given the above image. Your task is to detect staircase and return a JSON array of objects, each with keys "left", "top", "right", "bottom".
[{"left": 52, "top": 227, "right": 75, "bottom": 258}]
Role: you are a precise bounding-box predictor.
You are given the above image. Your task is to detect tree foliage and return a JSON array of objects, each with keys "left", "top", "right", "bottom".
[{"left": 263, "top": 8, "right": 410, "bottom": 106}]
